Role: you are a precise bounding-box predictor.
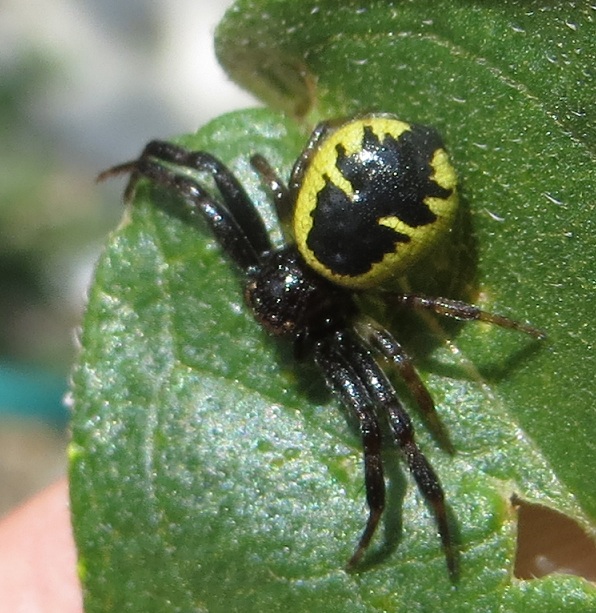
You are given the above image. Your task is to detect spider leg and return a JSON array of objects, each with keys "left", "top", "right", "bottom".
[
  {"left": 288, "top": 119, "right": 344, "bottom": 195},
  {"left": 98, "top": 140, "right": 273, "bottom": 266},
  {"left": 250, "top": 154, "right": 293, "bottom": 238},
  {"left": 395, "top": 293, "right": 545, "bottom": 339},
  {"left": 314, "top": 334, "right": 386, "bottom": 569},
  {"left": 102, "top": 156, "right": 264, "bottom": 271},
  {"left": 355, "top": 317, "right": 455, "bottom": 454},
  {"left": 330, "top": 331, "right": 458, "bottom": 580}
]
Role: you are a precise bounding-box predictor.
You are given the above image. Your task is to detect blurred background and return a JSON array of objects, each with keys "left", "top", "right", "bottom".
[{"left": 0, "top": 0, "right": 256, "bottom": 515}]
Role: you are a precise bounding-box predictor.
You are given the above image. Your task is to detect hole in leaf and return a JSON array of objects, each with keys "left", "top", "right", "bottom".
[{"left": 511, "top": 494, "right": 596, "bottom": 582}]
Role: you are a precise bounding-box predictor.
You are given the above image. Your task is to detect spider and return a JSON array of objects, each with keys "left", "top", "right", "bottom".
[{"left": 100, "top": 113, "right": 544, "bottom": 579}]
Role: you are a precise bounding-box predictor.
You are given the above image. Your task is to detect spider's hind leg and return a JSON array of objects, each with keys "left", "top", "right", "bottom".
[
  {"left": 250, "top": 153, "right": 293, "bottom": 240},
  {"left": 395, "top": 294, "right": 545, "bottom": 339}
]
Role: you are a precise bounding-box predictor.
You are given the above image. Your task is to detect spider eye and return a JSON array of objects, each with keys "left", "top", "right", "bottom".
[{"left": 292, "top": 115, "right": 458, "bottom": 290}]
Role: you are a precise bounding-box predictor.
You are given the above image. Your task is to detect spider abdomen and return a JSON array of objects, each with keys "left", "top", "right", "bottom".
[{"left": 292, "top": 116, "right": 458, "bottom": 290}]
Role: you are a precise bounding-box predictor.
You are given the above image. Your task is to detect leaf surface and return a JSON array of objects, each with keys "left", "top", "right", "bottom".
[{"left": 71, "top": 2, "right": 596, "bottom": 611}]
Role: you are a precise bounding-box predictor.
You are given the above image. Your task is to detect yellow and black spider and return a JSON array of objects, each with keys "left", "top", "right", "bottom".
[{"left": 100, "top": 113, "right": 544, "bottom": 579}]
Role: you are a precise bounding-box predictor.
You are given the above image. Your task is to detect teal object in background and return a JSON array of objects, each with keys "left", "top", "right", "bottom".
[{"left": 0, "top": 362, "right": 68, "bottom": 427}]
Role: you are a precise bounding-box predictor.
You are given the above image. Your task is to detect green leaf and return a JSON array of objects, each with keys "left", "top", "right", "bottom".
[{"left": 70, "top": 2, "right": 595, "bottom": 611}]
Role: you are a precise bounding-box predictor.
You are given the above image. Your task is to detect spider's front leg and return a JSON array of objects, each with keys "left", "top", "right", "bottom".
[
  {"left": 314, "top": 333, "right": 386, "bottom": 569},
  {"left": 98, "top": 141, "right": 273, "bottom": 272},
  {"left": 355, "top": 317, "right": 455, "bottom": 454},
  {"left": 316, "top": 330, "right": 457, "bottom": 579}
]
